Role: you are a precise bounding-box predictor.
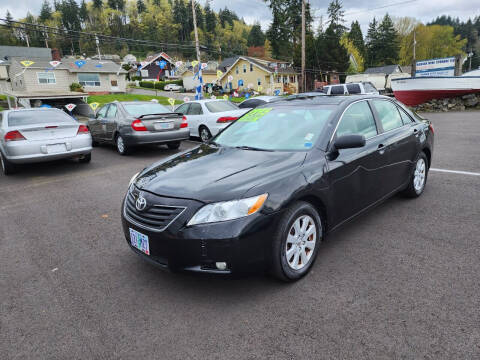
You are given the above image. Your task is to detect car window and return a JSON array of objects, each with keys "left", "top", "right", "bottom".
[
  {"left": 330, "top": 85, "right": 345, "bottom": 95},
  {"left": 205, "top": 101, "right": 238, "bottom": 113},
  {"left": 97, "top": 105, "right": 109, "bottom": 118},
  {"left": 372, "top": 100, "right": 404, "bottom": 132},
  {"left": 364, "top": 82, "right": 377, "bottom": 93},
  {"left": 346, "top": 84, "right": 361, "bottom": 94},
  {"left": 175, "top": 103, "right": 190, "bottom": 114},
  {"left": 106, "top": 104, "right": 117, "bottom": 118},
  {"left": 336, "top": 101, "right": 378, "bottom": 139},
  {"left": 239, "top": 99, "right": 264, "bottom": 108},
  {"left": 188, "top": 103, "right": 203, "bottom": 115},
  {"left": 215, "top": 106, "right": 335, "bottom": 151},
  {"left": 123, "top": 103, "right": 171, "bottom": 117},
  {"left": 322, "top": 87, "right": 329, "bottom": 94},
  {"left": 8, "top": 110, "right": 75, "bottom": 126},
  {"left": 398, "top": 107, "right": 414, "bottom": 124}
]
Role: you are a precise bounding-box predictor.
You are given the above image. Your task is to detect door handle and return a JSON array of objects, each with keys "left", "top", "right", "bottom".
[{"left": 378, "top": 143, "right": 386, "bottom": 155}]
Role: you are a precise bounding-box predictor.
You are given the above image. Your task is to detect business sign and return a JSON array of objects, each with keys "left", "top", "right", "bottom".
[{"left": 416, "top": 57, "right": 455, "bottom": 77}]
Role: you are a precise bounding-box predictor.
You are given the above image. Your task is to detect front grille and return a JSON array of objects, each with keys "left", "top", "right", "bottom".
[{"left": 124, "top": 191, "right": 186, "bottom": 232}]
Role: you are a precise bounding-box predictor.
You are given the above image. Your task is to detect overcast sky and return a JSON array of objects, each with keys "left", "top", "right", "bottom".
[{"left": 0, "top": 0, "right": 477, "bottom": 35}]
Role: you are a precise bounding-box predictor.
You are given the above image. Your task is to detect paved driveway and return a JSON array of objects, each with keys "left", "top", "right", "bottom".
[{"left": 1, "top": 112, "right": 479, "bottom": 359}]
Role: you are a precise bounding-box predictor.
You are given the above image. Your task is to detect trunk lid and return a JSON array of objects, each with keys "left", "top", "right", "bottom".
[
  {"left": 137, "top": 112, "right": 184, "bottom": 132},
  {"left": 16, "top": 122, "right": 80, "bottom": 141}
]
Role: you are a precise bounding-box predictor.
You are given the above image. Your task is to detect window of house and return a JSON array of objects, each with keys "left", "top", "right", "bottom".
[
  {"left": 111, "top": 80, "right": 118, "bottom": 87},
  {"left": 257, "top": 78, "right": 261, "bottom": 86},
  {"left": 37, "top": 72, "right": 56, "bottom": 84},
  {"left": 78, "top": 73, "right": 100, "bottom": 87},
  {"left": 250, "top": 63, "right": 253, "bottom": 72},
  {"left": 236, "top": 66, "right": 239, "bottom": 74},
  {"left": 243, "top": 64, "right": 247, "bottom": 73}
]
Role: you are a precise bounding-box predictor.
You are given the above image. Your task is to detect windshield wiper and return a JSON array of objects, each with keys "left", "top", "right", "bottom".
[{"left": 235, "top": 145, "right": 273, "bottom": 152}]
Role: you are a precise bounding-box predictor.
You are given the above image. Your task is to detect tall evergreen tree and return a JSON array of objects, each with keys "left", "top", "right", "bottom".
[
  {"left": 247, "top": 23, "right": 266, "bottom": 47},
  {"left": 204, "top": 2, "right": 216, "bottom": 33},
  {"left": 365, "top": 17, "right": 380, "bottom": 67},
  {"left": 137, "top": 0, "right": 146, "bottom": 14},
  {"left": 92, "top": 0, "right": 103, "bottom": 9},
  {"left": 348, "top": 20, "right": 365, "bottom": 58},
  {"left": 327, "top": 0, "right": 346, "bottom": 34},
  {"left": 79, "top": 0, "right": 88, "bottom": 25},
  {"left": 39, "top": 0, "right": 53, "bottom": 23},
  {"left": 377, "top": 13, "right": 399, "bottom": 65}
]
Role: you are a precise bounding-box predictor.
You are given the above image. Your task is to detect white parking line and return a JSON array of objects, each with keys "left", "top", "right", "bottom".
[{"left": 430, "top": 168, "right": 480, "bottom": 176}]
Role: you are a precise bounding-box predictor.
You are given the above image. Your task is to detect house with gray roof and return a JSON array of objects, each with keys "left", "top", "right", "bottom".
[{"left": 364, "top": 64, "right": 403, "bottom": 75}]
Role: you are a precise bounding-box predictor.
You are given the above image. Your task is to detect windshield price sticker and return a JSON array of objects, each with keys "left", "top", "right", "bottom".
[{"left": 239, "top": 108, "right": 273, "bottom": 122}]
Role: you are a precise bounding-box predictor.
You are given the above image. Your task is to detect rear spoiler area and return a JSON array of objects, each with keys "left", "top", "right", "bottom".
[{"left": 138, "top": 113, "right": 183, "bottom": 119}]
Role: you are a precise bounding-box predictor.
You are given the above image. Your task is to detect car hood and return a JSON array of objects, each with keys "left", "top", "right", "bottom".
[{"left": 134, "top": 144, "right": 307, "bottom": 202}]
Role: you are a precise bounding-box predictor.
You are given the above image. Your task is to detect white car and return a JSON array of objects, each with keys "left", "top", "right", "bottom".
[
  {"left": 175, "top": 100, "right": 250, "bottom": 142},
  {"left": 323, "top": 82, "right": 379, "bottom": 95},
  {"left": 164, "top": 84, "right": 182, "bottom": 91}
]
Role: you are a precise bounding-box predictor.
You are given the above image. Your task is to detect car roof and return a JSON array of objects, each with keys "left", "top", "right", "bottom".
[
  {"left": 272, "top": 94, "right": 392, "bottom": 106},
  {"left": 116, "top": 101, "right": 169, "bottom": 105},
  {"left": 3, "top": 107, "right": 64, "bottom": 114}
]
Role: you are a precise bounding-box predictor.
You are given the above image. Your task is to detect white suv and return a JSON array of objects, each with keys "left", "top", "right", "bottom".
[{"left": 323, "top": 82, "right": 379, "bottom": 95}]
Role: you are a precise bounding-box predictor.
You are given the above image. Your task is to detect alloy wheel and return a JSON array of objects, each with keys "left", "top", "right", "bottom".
[
  {"left": 117, "top": 136, "right": 125, "bottom": 153},
  {"left": 413, "top": 158, "right": 426, "bottom": 193},
  {"left": 200, "top": 128, "right": 210, "bottom": 142},
  {"left": 0, "top": 154, "right": 4, "bottom": 173},
  {"left": 285, "top": 215, "right": 317, "bottom": 270}
]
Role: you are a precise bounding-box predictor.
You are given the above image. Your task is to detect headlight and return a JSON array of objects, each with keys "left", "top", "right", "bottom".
[
  {"left": 187, "top": 194, "right": 268, "bottom": 226},
  {"left": 129, "top": 172, "right": 139, "bottom": 187}
]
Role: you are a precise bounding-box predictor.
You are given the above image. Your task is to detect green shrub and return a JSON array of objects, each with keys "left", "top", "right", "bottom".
[
  {"left": 131, "top": 75, "right": 142, "bottom": 81},
  {"left": 70, "top": 83, "right": 83, "bottom": 92}
]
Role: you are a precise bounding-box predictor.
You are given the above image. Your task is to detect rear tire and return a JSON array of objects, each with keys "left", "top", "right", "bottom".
[
  {"left": 402, "top": 151, "right": 428, "bottom": 198},
  {"left": 167, "top": 141, "right": 181, "bottom": 150},
  {"left": 116, "top": 135, "right": 130, "bottom": 155},
  {"left": 270, "top": 201, "right": 323, "bottom": 282},
  {"left": 79, "top": 153, "right": 91, "bottom": 163},
  {"left": 199, "top": 126, "right": 212, "bottom": 143},
  {"left": 0, "top": 152, "right": 16, "bottom": 175}
]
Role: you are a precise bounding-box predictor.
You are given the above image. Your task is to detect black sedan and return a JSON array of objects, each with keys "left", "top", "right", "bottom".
[
  {"left": 122, "top": 95, "right": 434, "bottom": 281},
  {"left": 88, "top": 101, "right": 189, "bottom": 155}
]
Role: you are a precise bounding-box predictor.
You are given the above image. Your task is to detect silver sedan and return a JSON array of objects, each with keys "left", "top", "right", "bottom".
[{"left": 0, "top": 108, "right": 92, "bottom": 175}]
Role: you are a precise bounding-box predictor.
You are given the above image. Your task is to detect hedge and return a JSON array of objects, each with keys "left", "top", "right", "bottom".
[{"left": 138, "top": 79, "right": 183, "bottom": 91}]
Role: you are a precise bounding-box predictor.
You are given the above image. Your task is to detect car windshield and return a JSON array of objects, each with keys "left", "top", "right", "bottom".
[
  {"left": 8, "top": 110, "right": 74, "bottom": 126},
  {"left": 205, "top": 101, "right": 238, "bottom": 113},
  {"left": 214, "top": 106, "right": 334, "bottom": 151},
  {"left": 123, "top": 103, "right": 171, "bottom": 117}
]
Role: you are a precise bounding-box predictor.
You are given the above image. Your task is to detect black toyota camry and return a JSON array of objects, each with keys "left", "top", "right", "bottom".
[{"left": 122, "top": 95, "right": 434, "bottom": 281}]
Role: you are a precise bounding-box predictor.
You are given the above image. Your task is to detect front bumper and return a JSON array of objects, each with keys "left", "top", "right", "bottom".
[
  {"left": 121, "top": 191, "right": 279, "bottom": 274},
  {"left": 121, "top": 128, "right": 190, "bottom": 146}
]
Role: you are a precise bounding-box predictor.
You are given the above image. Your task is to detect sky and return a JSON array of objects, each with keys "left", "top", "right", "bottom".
[{"left": 0, "top": 0, "right": 477, "bottom": 35}]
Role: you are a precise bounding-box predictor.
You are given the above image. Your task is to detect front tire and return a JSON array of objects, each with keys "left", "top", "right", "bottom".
[
  {"left": 0, "top": 152, "right": 16, "bottom": 175},
  {"left": 270, "top": 201, "right": 323, "bottom": 282},
  {"left": 79, "top": 153, "right": 91, "bottom": 163},
  {"left": 402, "top": 151, "right": 428, "bottom": 198},
  {"left": 199, "top": 126, "right": 212, "bottom": 143},
  {"left": 116, "top": 135, "right": 130, "bottom": 155},
  {"left": 167, "top": 141, "right": 181, "bottom": 150}
]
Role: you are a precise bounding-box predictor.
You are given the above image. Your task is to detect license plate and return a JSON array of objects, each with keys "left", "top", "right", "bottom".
[
  {"left": 129, "top": 228, "right": 150, "bottom": 255},
  {"left": 154, "top": 122, "right": 174, "bottom": 130},
  {"left": 47, "top": 143, "right": 67, "bottom": 153}
]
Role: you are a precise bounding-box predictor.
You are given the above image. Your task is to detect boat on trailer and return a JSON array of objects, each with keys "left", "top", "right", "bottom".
[{"left": 391, "top": 76, "right": 480, "bottom": 106}]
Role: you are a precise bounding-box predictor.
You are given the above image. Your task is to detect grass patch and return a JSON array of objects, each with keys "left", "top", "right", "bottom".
[
  {"left": 86, "top": 94, "right": 183, "bottom": 106},
  {"left": 0, "top": 95, "right": 6, "bottom": 101}
]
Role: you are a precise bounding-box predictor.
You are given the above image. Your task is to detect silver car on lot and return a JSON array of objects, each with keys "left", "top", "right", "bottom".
[
  {"left": 88, "top": 101, "right": 190, "bottom": 155},
  {"left": 0, "top": 108, "right": 92, "bottom": 175}
]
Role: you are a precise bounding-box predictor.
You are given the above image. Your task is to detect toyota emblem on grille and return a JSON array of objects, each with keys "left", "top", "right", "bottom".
[{"left": 136, "top": 196, "right": 147, "bottom": 211}]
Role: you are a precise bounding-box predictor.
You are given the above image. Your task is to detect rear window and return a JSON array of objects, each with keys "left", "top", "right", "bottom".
[
  {"left": 205, "top": 101, "right": 238, "bottom": 113},
  {"left": 330, "top": 85, "right": 345, "bottom": 95},
  {"left": 346, "top": 84, "right": 361, "bottom": 94},
  {"left": 123, "top": 103, "right": 171, "bottom": 117},
  {"left": 8, "top": 110, "right": 74, "bottom": 126}
]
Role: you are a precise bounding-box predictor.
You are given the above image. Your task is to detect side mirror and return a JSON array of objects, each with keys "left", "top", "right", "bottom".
[{"left": 334, "top": 134, "right": 366, "bottom": 150}]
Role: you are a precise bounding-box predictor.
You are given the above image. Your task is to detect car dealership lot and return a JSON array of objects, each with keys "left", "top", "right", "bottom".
[{"left": 1, "top": 112, "right": 479, "bottom": 359}]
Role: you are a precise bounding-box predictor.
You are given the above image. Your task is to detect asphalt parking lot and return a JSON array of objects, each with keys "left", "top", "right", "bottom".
[{"left": 1, "top": 111, "right": 479, "bottom": 359}]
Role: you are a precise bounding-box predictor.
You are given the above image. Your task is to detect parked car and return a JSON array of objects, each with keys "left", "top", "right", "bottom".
[
  {"left": 0, "top": 108, "right": 92, "bottom": 175},
  {"left": 88, "top": 101, "right": 189, "bottom": 155},
  {"left": 175, "top": 99, "right": 249, "bottom": 142},
  {"left": 203, "top": 83, "right": 223, "bottom": 93},
  {"left": 122, "top": 95, "right": 434, "bottom": 281},
  {"left": 285, "top": 92, "right": 327, "bottom": 100},
  {"left": 237, "top": 96, "right": 284, "bottom": 109},
  {"left": 164, "top": 84, "right": 182, "bottom": 91},
  {"left": 323, "top": 82, "right": 379, "bottom": 95}
]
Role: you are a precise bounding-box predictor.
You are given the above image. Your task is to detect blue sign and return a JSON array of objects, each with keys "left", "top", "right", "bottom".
[
  {"left": 157, "top": 60, "right": 167, "bottom": 69},
  {"left": 95, "top": 64, "right": 103, "bottom": 68},
  {"left": 274, "top": 89, "right": 281, "bottom": 96},
  {"left": 74, "top": 60, "right": 86, "bottom": 68},
  {"left": 245, "top": 93, "right": 250, "bottom": 99},
  {"left": 238, "top": 79, "right": 244, "bottom": 87}
]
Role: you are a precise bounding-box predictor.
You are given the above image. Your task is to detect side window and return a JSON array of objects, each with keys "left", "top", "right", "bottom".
[
  {"left": 346, "top": 83, "right": 361, "bottom": 94},
  {"left": 176, "top": 103, "right": 190, "bottom": 114},
  {"left": 106, "top": 104, "right": 117, "bottom": 118},
  {"left": 364, "top": 82, "right": 377, "bottom": 93},
  {"left": 330, "top": 85, "right": 345, "bottom": 95},
  {"left": 372, "top": 100, "right": 404, "bottom": 132},
  {"left": 97, "top": 105, "right": 109, "bottom": 118},
  {"left": 336, "top": 101, "right": 378, "bottom": 139},
  {"left": 398, "top": 107, "right": 414, "bottom": 124},
  {"left": 189, "top": 103, "right": 203, "bottom": 115}
]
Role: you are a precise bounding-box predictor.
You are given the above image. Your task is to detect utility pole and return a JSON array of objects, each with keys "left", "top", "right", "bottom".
[
  {"left": 301, "top": 0, "right": 306, "bottom": 93},
  {"left": 191, "top": 0, "right": 203, "bottom": 100},
  {"left": 43, "top": 26, "right": 49, "bottom": 48},
  {"left": 412, "top": 30, "right": 416, "bottom": 77},
  {"left": 95, "top": 35, "right": 101, "bottom": 61}
]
